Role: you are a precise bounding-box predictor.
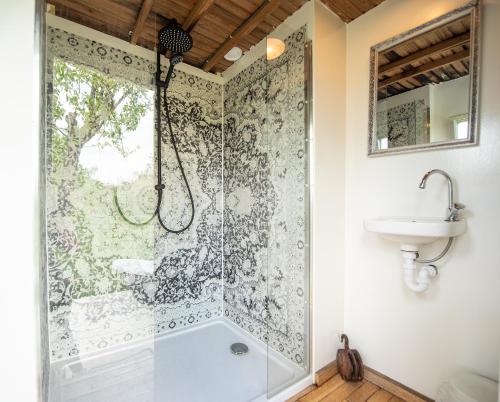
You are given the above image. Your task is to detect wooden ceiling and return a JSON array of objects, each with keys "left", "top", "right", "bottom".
[
  {"left": 320, "top": 0, "right": 385, "bottom": 23},
  {"left": 47, "top": 0, "right": 386, "bottom": 73},
  {"left": 378, "top": 14, "right": 471, "bottom": 99}
]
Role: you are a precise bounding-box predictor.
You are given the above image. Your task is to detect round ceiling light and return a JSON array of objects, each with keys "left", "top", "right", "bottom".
[
  {"left": 266, "top": 38, "right": 285, "bottom": 60},
  {"left": 224, "top": 46, "right": 243, "bottom": 62}
]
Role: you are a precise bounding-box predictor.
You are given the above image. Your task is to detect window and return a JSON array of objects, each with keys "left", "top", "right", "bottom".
[{"left": 452, "top": 114, "right": 469, "bottom": 140}]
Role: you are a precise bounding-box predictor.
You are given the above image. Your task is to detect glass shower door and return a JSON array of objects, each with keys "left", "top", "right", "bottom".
[
  {"left": 152, "top": 32, "right": 273, "bottom": 401},
  {"left": 221, "top": 40, "right": 273, "bottom": 402},
  {"left": 45, "top": 27, "right": 157, "bottom": 402},
  {"left": 265, "top": 23, "right": 312, "bottom": 400}
]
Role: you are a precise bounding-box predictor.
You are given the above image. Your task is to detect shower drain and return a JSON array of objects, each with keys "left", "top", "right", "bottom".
[{"left": 230, "top": 342, "right": 249, "bottom": 355}]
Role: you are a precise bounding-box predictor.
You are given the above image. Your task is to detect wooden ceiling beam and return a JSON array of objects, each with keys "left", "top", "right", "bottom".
[
  {"left": 131, "top": 0, "right": 154, "bottom": 45},
  {"left": 51, "top": 0, "right": 137, "bottom": 25},
  {"left": 379, "top": 32, "right": 470, "bottom": 74},
  {"left": 203, "top": 0, "right": 283, "bottom": 72},
  {"left": 378, "top": 49, "right": 470, "bottom": 89},
  {"left": 182, "top": 0, "right": 214, "bottom": 32}
]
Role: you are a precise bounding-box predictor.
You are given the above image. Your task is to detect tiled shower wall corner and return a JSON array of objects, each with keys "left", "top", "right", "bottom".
[
  {"left": 223, "top": 27, "right": 308, "bottom": 367},
  {"left": 45, "top": 24, "right": 308, "bottom": 367},
  {"left": 154, "top": 58, "right": 223, "bottom": 333},
  {"left": 46, "top": 27, "right": 222, "bottom": 360}
]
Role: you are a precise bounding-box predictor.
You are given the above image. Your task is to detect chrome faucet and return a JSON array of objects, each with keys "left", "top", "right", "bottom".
[{"left": 419, "top": 169, "right": 465, "bottom": 221}]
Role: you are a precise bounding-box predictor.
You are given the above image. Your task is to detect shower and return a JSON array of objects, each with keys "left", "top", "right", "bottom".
[
  {"left": 114, "top": 19, "right": 195, "bottom": 234},
  {"left": 44, "top": 13, "right": 311, "bottom": 402},
  {"left": 154, "top": 19, "right": 195, "bottom": 234}
]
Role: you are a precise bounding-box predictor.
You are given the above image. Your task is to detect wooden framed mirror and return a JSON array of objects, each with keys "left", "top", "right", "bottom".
[{"left": 368, "top": 0, "right": 481, "bottom": 156}]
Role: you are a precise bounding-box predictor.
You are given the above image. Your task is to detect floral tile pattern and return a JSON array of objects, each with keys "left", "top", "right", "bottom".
[
  {"left": 45, "top": 25, "right": 308, "bottom": 368},
  {"left": 46, "top": 27, "right": 222, "bottom": 360},
  {"left": 377, "top": 99, "right": 428, "bottom": 147},
  {"left": 223, "top": 27, "right": 308, "bottom": 367}
]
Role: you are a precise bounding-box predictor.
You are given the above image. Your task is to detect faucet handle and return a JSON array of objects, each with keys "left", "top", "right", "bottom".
[{"left": 446, "top": 202, "right": 466, "bottom": 221}]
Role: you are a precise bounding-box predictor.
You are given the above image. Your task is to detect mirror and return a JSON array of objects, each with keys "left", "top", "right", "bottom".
[{"left": 368, "top": 1, "right": 480, "bottom": 156}]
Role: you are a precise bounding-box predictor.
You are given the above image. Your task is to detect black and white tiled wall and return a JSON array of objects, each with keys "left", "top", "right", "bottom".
[
  {"left": 45, "top": 25, "right": 308, "bottom": 368},
  {"left": 46, "top": 27, "right": 222, "bottom": 360},
  {"left": 223, "top": 27, "right": 308, "bottom": 367}
]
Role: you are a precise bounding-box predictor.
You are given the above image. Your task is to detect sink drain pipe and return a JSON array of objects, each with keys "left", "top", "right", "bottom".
[
  {"left": 402, "top": 251, "right": 438, "bottom": 292},
  {"left": 400, "top": 237, "right": 453, "bottom": 292}
]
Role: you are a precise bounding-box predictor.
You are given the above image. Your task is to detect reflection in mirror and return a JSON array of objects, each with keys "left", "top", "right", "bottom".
[{"left": 368, "top": 1, "right": 480, "bottom": 155}]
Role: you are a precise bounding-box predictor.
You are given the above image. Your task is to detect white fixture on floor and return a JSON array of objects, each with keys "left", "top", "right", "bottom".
[
  {"left": 50, "top": 319, "right": 307, "bottom": 402},
  {"left": 437, "top": 372, "right": 498, "bottom": 402},
  {"left": 364, "top": 170, "right": 467, "bottom": 292}
]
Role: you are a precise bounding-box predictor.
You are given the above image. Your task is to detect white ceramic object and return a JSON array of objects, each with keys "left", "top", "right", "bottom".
[
  {"left": 224, "top": 46, "right": 243, "bottom": 61},
  {"left": 437, "top": 372, "right": 498, "bottom": 402},
  {"left": 364, "top": 217, "right": 466, "bottom": 251},
  {"left": 365, "top": 216, "right": 467, "bottom": 292},
  {"left": 49, "top": 319, "right": 307, "bottom": 402}
]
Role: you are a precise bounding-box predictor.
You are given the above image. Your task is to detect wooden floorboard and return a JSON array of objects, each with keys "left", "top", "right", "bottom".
[
  {"left": 367, "top": 389, "right": 395, "bottom": 402},
  {"left": 289, "top": 362, "right": 430, "bottom": 402},
  {"left": 321, "top": 379, "right": 365, "bottom": 401},
  {"left": 298, "top": 375, "right": 344, "bottom": 401},
  {"left": 290, "top": 374, "right": 414, "bottom": 402},
  {"left": 344, "top": 382, "right": 380, "bottom": 401},
  {"left": 363, "top": 367, "right": 431, "bottom": 402}
]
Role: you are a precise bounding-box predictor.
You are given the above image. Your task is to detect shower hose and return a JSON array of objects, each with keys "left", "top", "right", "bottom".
[{"left": 114, "top": 75, "right": 195, "bottom": 233}]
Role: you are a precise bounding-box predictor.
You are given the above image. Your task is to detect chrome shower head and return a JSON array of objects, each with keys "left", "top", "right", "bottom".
[{"left": 158, "top": 19, "right": 193, "bottom": 54}]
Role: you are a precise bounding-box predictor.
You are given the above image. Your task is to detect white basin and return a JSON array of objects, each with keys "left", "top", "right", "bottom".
[{"left": 364, "top": 217, "right": 466, "bottom": 250}]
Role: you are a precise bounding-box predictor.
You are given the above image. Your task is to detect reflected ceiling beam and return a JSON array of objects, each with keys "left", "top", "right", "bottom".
[
  {"left": 131, "top": 0, "right": 154, "bottom": 45},
  {"left": 379, "top": 32, "right": 470, "bottom": 74},
  {"left": 378, "top": 49, "right": 470, "bottom": 89},
  {"left": 182, "top": 0, "right": 214, "bottom": 32},
  {"left": 203, "top": 0, "right": 283, "bottom": 72}
]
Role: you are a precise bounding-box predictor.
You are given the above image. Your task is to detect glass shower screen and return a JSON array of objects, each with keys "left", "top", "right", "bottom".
[
  {"left": 44, "top": 14, "right": 310, "bottom": 402},
  {"left": 265, "top": 22, "right": 312, "bottom": 399}
]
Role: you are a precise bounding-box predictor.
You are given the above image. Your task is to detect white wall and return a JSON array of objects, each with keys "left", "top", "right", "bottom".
[
  {"left": 345, "top": 0, "right": 500, "bottom": 397},
  {"left": 430, "top": 75, "right": 470, "bottom": 141},
  {"left": 0, "top": 0, "right": 42, "bottom": 401},
  {"left": 311, "top": 0, "right": 347, "bottom": 373}
]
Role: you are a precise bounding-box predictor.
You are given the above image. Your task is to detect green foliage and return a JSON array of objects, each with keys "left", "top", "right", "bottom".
[
  {"left": 47, "top": 58, "right": 155, "bottom": 301},
  {"left": 50, "top": 58, "right": 152, "bottom": 162}
]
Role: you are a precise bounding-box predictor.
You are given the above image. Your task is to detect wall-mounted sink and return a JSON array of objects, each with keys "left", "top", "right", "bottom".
[
  {"left": 364, "top": 217, "right": 466, "bottom": 251},
  {"left": 364, "top": 170, "right": 468, "bottom": 292}
]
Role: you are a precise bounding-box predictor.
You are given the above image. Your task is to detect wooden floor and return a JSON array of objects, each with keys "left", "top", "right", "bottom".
[{"left": 287, "top": 374, "right": 405, "bottom": 402}]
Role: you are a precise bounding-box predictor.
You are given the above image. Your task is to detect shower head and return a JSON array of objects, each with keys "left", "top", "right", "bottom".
[{"left": 158, "top": 19, "right": 193, "bottom": 54}]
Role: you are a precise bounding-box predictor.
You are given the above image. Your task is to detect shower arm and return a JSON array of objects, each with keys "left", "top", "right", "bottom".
[
  {"left": 155, "top": 48, "right": 178, "bottom": 90},
  {"left": 153, "top": 46, "right": 195, "bottom": 234},
  {"left": 114, "top": 22, "right": 195, "bottom": 234}
]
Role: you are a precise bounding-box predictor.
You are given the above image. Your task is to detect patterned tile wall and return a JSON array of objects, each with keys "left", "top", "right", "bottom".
[
  {"left": 46, "top": 27, "right": 222, "bottom": 361},
  {"left": 223, "top": 27, "right": 309, "bottom": 367},
  {"left": 377, "top": 100, "right": 429, "bottom": 147},
  {"left": 45, "top": 25, "right": 308, "bottom": 367}
]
